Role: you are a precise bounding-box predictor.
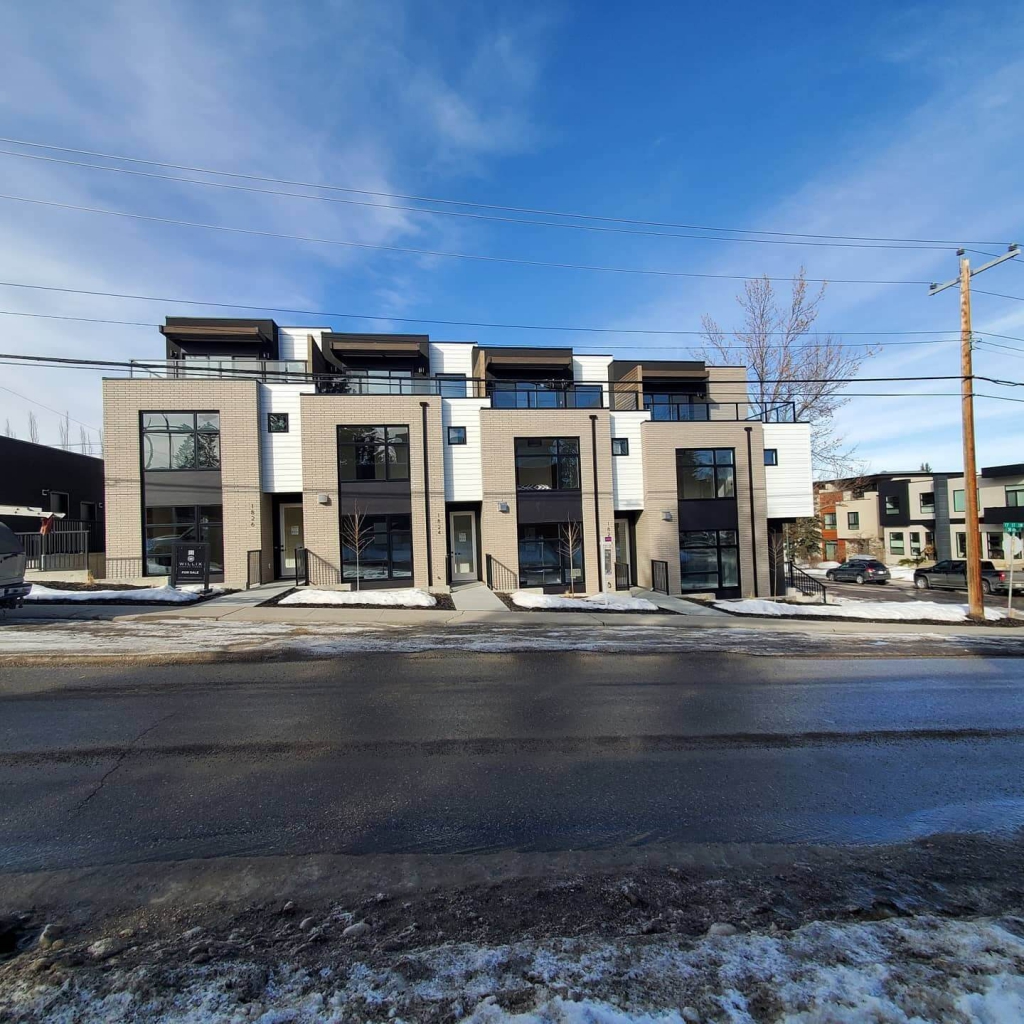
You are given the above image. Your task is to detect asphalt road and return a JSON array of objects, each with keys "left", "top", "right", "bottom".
[
  {"left": 822, "top": 576, "right": 1024, "bottom": 610},
  {"left": 2, "top": 653, "right": 1023, "bottom": 873}
]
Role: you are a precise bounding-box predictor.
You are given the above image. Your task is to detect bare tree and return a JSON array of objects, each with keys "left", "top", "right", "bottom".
[
  {"left": 28, "top": 411, "right": 39, "bottom": 444},
  {"left": 341, "top": 505, "right": 373, "bottom": 591},
  {"left": 559, "top": 519, "right": 583, "bottom": 595},
  {"left": 698, "top": 269, "right": 875, "bottom": 476},
  {"left": 79, "top": 426, "right": 90, "bottom": 454},
  {"left": 3, "top": 418, "right": 14, "bottom": 438},
  {"left": 57, "top": 412, "right": 70, "bottom": 450}
]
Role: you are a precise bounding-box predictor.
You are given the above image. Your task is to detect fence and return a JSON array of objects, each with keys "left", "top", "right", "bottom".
[
  {"left": 246, "top": 549, "right": 264, "bottom": 589},
  {"left": 651, "top": 559, "right": 669, "bottom": 594},
  {"left": 614, "top": 561, "right": 631, "bottom": 591},
  {"left": 787, "top": 563, "right": 828, "bottom": 604},
  {"left": 103, "top": 556, "right": 144, "bottom": 580},
  {"left": 16, "top": 530, "right": 90, "bottom": 572},
  {"left": 51, "top": 516, "right": 105, "bottom": 553},
  {"left": 485, "top": 554, "right": 519, "bottom": 593}
]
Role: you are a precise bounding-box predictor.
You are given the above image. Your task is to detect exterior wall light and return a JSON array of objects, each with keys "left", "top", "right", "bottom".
[
  {"left": 497, "top": 501, "right": 510, "bottom": 513},
  {"left": 662, "top": 510, "right": 673, "bottom": 522},
  {"left": 317, "top": 493, "right": 331, "bottom": 505}
]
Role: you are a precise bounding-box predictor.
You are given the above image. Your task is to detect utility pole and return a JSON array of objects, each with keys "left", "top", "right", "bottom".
[{"left": 930, "top": 244, "right": 1020, "bottom": 619}]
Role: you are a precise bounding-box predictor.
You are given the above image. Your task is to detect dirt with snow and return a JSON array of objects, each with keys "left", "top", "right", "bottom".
[{"left": 2, "top": 833, "right": 1024, "bottom": 1022}]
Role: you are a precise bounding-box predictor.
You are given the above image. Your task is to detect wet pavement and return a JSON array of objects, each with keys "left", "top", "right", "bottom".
[{"left": 1, "top": 653, "right": 1023, "bottom": 871}]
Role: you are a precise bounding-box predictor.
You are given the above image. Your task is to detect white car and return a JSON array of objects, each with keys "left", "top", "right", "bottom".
[{"left": 0, "top": 524, "right": 31, "bottom": 608}]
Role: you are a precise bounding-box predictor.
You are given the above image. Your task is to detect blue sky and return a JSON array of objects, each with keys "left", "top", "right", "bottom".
[{"left": 1, "top": 0, "right": 1023, "bottom": 471}]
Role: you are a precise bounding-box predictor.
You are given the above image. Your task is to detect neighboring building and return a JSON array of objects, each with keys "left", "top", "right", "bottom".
[
  {"left": 0, "top": 436, "right": 105, "bottom": 549},
  {"left": 814, "top": 466, "right": 1024, "bottom": 568},
  {"left": 101, "top": 318, "right": 814, "bottom": 595}
]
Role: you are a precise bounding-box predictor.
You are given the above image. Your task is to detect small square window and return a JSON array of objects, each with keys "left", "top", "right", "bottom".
[
  {"left": 885, "top": 495, "right": 900, "bottom": 515},
  {"left": 763, "top": 448, "right": 778, "bottom": 466},
  {"left": 267, "top": 412, "right": 289, "bottom": 433},
  {"left": 448, "top": 425, "right": 467, "bottom": 445},
  {"left": 612, "top": 438, "right": 629, "bottom": 456}
]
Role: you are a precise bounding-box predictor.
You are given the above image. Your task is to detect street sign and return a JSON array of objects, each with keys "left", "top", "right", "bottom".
[
  {"left": 171, "top": 541, "right": 210, "bottom": 590},
  {"left": 1004, "top": 522, "right": 1022, "bottom": 535}
]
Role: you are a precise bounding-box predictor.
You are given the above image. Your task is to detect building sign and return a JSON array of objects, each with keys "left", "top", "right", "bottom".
[{"left": 171, "top": 541, "right": 210, "bottom": 589}]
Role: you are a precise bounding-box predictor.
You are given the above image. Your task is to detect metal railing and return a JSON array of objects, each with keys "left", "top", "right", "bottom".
[
  {"left": 651, "top": 559, "right": 669, "bottom": 594},
  {"left": 787, "top": 563, "right": 828, "bottom": 604},
  {"left": 51, "top": 517, "right": 105, "bottom": 553},
  {"left": 614, "top": 561, "right": 631, "bottom": 591},
  {"left": 16, "top": 530, "right": 89, "bottom": 572},
  {"left": 485, "top": 554, "right": 519, "bottom": 593},
  {"left": 246, "top": 549, "right": 264, "bottom": 589},
  {"left": 129, "top": 358, "right": 308, "bottom": 381}
]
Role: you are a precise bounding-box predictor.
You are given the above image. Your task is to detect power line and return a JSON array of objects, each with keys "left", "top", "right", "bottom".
[
  {"left": 0, "top": 192, "right": 944, "bottom": 285},
  {"left": 0, "top": 280, "right": 952, "bottom": 336},
  {"left": 0, "top": 135, "right": 1011, "bottom": 249},
  {"left": 973, "top": 288, "right": 1024, "bottom": 302},
  {"left": 0, "top": 308, "right": 967, "bottom": 350},
  {"left": 0, "top": 382, "right": 100, "bottom": 432}
]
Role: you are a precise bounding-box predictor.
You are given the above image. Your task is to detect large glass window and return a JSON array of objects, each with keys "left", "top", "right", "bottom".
[
  {"left": 677, "top": 449, "right": 735, "bottom": 500},
  {"left": 920, "top": 491, "right": 935, "bottom": 514},
  {"left": 515, "top": 437, "right": 580, "bottom": 490},
  {"left": 144, "top": 505, "right": 223, "bottom": 575},
  {"left": 953, "top": 489, "right": 965, "bottom": 513},
  {"left": 142, "top": 412, "right": 220, "bottom": 470},
  {"left": 644, "top": 392, "right": 710, "bottom": 421},
  {"left": 341, "top": 513, "right": 412, "bottom": 581},
  {"left": 436, "top": 374, "right": 468, "bottom": 398},
  {"left": 490, "top": 382, "right": 601, "bottom": 409},
  {"left": 338, "top": 426, "right": 410, "bottom": 482},
  {"left": 889, "top": 531, "right": 905, "bottom": 555},
  {"left": 517, "top": 522, "right": 584, "bottom": 587},
  {"left": 1007, "top": 486, "right": 1024, "bottom": 507},
  {"left": 679, "top": 529, "right": 739, "bottom": 592}
]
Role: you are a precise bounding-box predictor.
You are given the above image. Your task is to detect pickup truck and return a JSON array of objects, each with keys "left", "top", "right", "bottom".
[
  {"left": 0, "top": 524, "right": 31, "bottom": 608},
  {"left": 913, "top": 559, "right": 1016, "bottom": 595}
]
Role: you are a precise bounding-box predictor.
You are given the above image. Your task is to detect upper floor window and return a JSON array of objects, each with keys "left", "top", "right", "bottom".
[
  {"left": 1007, "top": 486, "right": 1024, "bottom": 507},
  {"left": 764, "top": 449, "right": 778, "bottom": 466},
  {"left": 823, "top": 512, "right": 837, "bottom": 529},
  {"left": 491, "top": 382, "right": 601, "bottom": 409},
  {"left": 919, "top": 491, "right": 935, "bottom": 514},
  {"left": 677, "top": 449, "right": 735, "bottom": 500},
  {"left": 436, "top": 374, "right": 468, "bottom": 398},
  {"left": 953, "top": 489, "right": 965, "bottom": 513},
  {"left": 267, "top": 412, "right": 289, "bottom": 433},
  {"left": 884, "top": 495, "right": 900, "bottom": 515},
  {"left": 644, "top": 392, "right": 709, "bottom": 421},
  {"left": 847, "top": 511, "right": 860, "bottom": 529},
  {"left": 142, "top": 412, "right": 220, "bottom": 471},
  {"left": 515, "top": 437, "right": 580, "bottom": 490},
  {"left": 611, "top": 438, "right": 629, "bottom": 456},
  {"left": 338, "top": 425, "right": 409, "bottom": 482}
]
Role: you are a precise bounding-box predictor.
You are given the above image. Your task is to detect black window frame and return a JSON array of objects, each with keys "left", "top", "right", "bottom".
[
  {"left": 987, "top": 532, "right": 1005, "bottom": 560},
  {"left": 885, "top": 495, "right": 900, "bottom": 515},
  {"left": 448, "top": 425, "right": 467, "bottom": 446},
  {"left": 611, "top": 438, "right": 629, "bottom": 457},
  {"left": 953, "top": 489, "right": 965, "bottom": 513},
  {"left": 763, "top": 448, "right": 778, "bottom": 466},
  {"left": 517, "top": 521, "right": 585, "bottom": 588},
  {"left": 337, "top": 425, "right": 410, "bottom": 483},
  {"left": 677, "top": 448, "right": 735, "bottom": 501},
  {"left": 340, "top": 512, "right": 413, "bottom": 583},
  {"left": 823, "top": 512, "right": 837, "bottom": 529},
  {"left": 514, "top": 437, "right": 581, "bottom": 491},
  {"left": 889, "top": 531, "right": 905, "bottom": 555},
  {"left": 140, "top": 410, "right": 221, "bottom": 472},
  {"left": 436, "top": 373, "right": 468, "bottom": 398},
  {"left": 847, "top": 511, "right": 860, "bottom": 529},
  {"left": 919, "top": 491, "right": 935, "bottom": 514},
  {"left": 267, "top": 412, "right": 290, "bottom": 434},
  {"left": 955, "top": 532, "right": 967, "bottom": 557},
  {"left": 143, "top": 504, "right": 223, "bottom": 577},
  {"left": 679, "top": 528, "right": 740, "bottom": 593},
  {"left": 1006, "top": 485, "right": 1024, "bottom": 507}
]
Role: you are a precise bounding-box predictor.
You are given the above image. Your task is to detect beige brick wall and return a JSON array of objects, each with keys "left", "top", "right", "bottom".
[
  {"left": 102, "top": 379, "right": 264, "bottom": 587},
  {"left": 637, "top": 421, "right": 770, "bottom": 597},
  {"left": 299, "top": 396, "right": 447, "bottom": 589},
  {"left": 480, "top": 410, "right": 615, "bottom": 593}
]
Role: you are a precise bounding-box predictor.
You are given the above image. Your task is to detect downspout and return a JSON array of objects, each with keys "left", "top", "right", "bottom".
[
  {"left": 590, "top": 415, "right": 603, "bottom": 592},
  {"left": 420, "top": 402, "right": 433, "bottom": 588},
  {"left": 745, "top": 426, "right": 758, "bottom": 597}
]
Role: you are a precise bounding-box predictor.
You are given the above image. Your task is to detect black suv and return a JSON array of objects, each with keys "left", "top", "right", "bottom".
[
  {"left": 913, "top": 559, "right": 1011, "bottom": 594},
  {"left": 824, "top": 559, "right": 891, "bottom": 584}
]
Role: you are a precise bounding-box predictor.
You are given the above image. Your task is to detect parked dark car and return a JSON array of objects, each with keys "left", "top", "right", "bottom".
[
  {"left": 824, "top": 559, "right": 891, "bottom": 584},
  {"left": 913, "top": 559, "right": 1013, "bottom": 594}
]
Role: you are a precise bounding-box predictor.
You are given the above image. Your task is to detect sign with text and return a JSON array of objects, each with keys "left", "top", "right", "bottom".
[
  {"left": 171, "top": 541, "right": 210, "bottom": 589},
  {"left": 1005, "top": 522, "right": 1022, "bottom": 536}
]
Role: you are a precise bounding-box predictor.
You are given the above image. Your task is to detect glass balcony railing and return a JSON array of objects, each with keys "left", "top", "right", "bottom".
[{"left": 130, "top": 359, "right": 309, "bottom": 381}]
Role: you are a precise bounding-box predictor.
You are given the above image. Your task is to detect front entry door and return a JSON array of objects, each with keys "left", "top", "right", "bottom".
[
  {"left": 279, "top": 503, "right": 304, "bottom": 577},
  {"left": 449, "top": 511, "right": 478, "bottom": 582}
]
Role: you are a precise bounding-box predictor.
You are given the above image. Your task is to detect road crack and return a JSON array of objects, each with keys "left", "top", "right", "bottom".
[{"left": 74, "top": 712, "right": 175, "bottom": 812}]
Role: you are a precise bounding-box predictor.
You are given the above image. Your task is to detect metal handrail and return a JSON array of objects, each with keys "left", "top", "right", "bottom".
[
  {"left": 787, "top": 562, "right": 828, "bottom": 604},
  {"left": 485, "top": 554, "right": 519, "bottom": 593},
  {"left": 651, "top": 559, "right": 669, "bottom": 594}
]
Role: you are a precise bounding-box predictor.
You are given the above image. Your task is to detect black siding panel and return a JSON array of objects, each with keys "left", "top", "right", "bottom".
[
  {"left": 516, "top": 491, "right": 584, "bottom": 524},
  {"left": 143, "top": 471, "right": 223, "bottom": 506},
  {"left": 677, "top": 499, "right": 739, "bottom": 531},
  {"left": 339, "top": 479, "right": 412, "bottom": 515}
]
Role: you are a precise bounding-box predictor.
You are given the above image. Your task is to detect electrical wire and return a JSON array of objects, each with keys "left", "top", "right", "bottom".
[
  {"left": 0, "top": 135, "right": 1012, "bottom": 249},
  {"left": 0, "top": 192, "right": 944, "bottom": 284},
  {"left": 973, "top": 289, "right": 1024, "bottom": 302},
  {"left": 0, "top": 382, "right": 100, "bottom": 431}
]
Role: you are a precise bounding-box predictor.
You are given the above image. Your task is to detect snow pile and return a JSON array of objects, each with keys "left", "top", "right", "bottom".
[
  {"left": 512, "top": 591, "right": 659, "bottom": 612},
  {"left": 24, "top": 584, "right": 205, "bottom": 604},
  {"left": 716, "top": 597, "right": 1009, "bottom": 622},
  {"left": 279, "top": 588, "right": 437, "bottom": 608},
  {"left": 3, "top": 915, "right": 1023, "bottom": 1023}
]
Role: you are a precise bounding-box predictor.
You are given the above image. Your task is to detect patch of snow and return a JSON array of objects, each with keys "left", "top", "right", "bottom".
[
  {"left": 24, "top": 584, "right": 206, "bottom": 604},
  {"left": 2, "top": 915, "right": 1024, "bottom": 1023},
  {"left": 716, "top": 597, "right": 1009, "bottom": 622},
  {"left": 512, "top": 591, "right": 659, "bottom": 612},
  {"left": 279, "top": 588, "right": 437, "bottom": 608}
]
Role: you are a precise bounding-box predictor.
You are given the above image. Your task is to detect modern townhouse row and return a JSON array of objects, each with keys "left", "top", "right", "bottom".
[
  {"left": 816, "top": 467, "right": 1024, "bottom": 567},
  {"left": 101, "top": 318, "right": 814, "bottom": 597}
]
